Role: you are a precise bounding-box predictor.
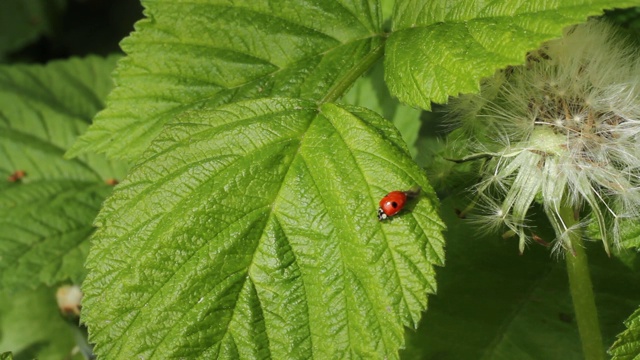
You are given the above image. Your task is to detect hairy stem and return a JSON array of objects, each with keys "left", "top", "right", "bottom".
[{"left": 559, "top": 206, "right": 604, "bottom": 360}]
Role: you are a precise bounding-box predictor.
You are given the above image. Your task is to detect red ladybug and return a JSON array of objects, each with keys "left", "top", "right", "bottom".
[{"left": 378, "top": 187, "right": 420, "bottom": 220}]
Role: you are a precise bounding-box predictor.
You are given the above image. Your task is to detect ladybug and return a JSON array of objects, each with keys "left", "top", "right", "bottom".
[{"left": 378, "top": 187, "right": 420, "bottom": 220}]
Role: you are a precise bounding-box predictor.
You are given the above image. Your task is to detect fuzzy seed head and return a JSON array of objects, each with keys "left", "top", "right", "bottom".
[{"left": 448, "top": 20, "right": 640, "bottom": 254}]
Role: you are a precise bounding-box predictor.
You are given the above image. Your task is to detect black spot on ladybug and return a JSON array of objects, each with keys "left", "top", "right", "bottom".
[{"left": 391, "top": 202, "right": 398, "bottom": 208}]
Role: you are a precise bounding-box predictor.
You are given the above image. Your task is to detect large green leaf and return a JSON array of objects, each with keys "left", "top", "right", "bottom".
[
  {"left": 82, "top": 98, "right": 445, "bottom": 359},
  {"left": 385, "top": 0, "right": 640, "bottom": 110},
  {"left": 0, "top": 286, "right": 82, "bottom": 360},
  {"left": 611, "top": 307, "right": 640, "bottom": 359},
  {"left": 402, "top": 199, "right": 640, "bottom": 359},
  {"left": 67, "top": 0, "right": 385, "bottom": 161},
  {"left": 0, "top": 56, "right": 128, "bottom": 289}
]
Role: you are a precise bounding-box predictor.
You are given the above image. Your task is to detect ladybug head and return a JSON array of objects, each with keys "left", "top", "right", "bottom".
[{"left": 377, "top": 207, "right": 387, "bottom": 221}]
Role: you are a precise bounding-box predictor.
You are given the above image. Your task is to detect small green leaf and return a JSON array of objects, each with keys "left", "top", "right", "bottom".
[
  {"left": 0, "top": 56, "right": 128, "bottom": 289},
  {"left": 0, "top": 0, "right": 66, "bottom": 60},
  {"left": 0, "top": 352, "right": 12, "bottom": 360},
  {"left": 611, "top": 307, "right": 640, "bottom": 359},
  {"left": 385, "top": 0, "right": 640, "bottom": 110},
  {"left": 83, "top": 98, "right": 444, "bottom": 359},
  {"left": 618, "top": 220, "right": 640, "bottom": 249},
  {"left": 0, "top": 286, "right": 80, "bottom": 360},
  {"left": 586, "top": 216, "right": 640, "bottom": 253},
  {"left": 67, "top": 0, "right": 385, "bottom": 161}
]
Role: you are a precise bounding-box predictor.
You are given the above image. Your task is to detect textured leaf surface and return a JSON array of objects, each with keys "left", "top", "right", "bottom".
[
  {"left": 385, "top": 0, "right": 640, "bottom": 110},
  {"left": 618, "top": 220, "right": 640, "bottom": 249},
  {"left": 402, "top": 198, "right": 640, "bottom": 359},
  {"left": 0, "top": 286, "right": 81, "bottom": 360},
  {"left": 67, "top": 0, "right": 385, "bottom": 161},
  {"left": 83, "top": 98, "right": 445, "bottom": 359},
  {"left": 0, "top": 0, "right": 66, "bottom": 59},
  {"left": 0, "top": 56, "right": 128, "bottom": 289},
  {"left": 611, "top": 307, "right": 640, "bottom": 360}
]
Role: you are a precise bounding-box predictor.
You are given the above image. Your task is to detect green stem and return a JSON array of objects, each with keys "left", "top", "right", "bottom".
[
  {"left": 559, "top": 206, "right": 604, "bottom": 360},
  {"left": 320, "top": 37, "right": 386, "bottom": 104}
]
